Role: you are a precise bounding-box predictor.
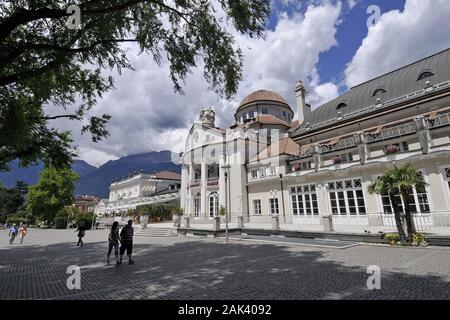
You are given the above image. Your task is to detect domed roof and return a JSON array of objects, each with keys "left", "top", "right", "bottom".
[{"left": 237, "top": 90, "right": 291, "bottom": 113}]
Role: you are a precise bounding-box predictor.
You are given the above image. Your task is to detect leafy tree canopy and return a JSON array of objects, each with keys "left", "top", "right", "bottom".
[
  {"left": 26, "top": 167, "right": 79, "bottom": 221},
  {"left": 0, "top": 0, "right": 270, "bottom": 170},
  {"left": 0, "top": 181, "right": 28, "bottom": 216}
]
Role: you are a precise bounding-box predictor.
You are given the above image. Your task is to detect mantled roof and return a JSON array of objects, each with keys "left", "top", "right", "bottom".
[
  {"left": 236, "top": 90, "right": 291, "bottom": 114},
  {"left": 250, "top": 137, "right": 300, "bottom": 162},
  {"left": 153, "top": 171, "right": 181, "bottom": 180},
  {"left": 292, "top": 48, "right": 450, "bottom": 136}
]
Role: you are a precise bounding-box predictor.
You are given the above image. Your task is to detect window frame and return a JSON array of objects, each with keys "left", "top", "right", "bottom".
[
  {"left": 327, "top": 178, "right": 366, "bottom": 216},
  {"left": 269, "top": 197, "right": 280, "bottom": 215},
  {"left": 252, "top": 199, "right": 262, "bottom": 215}
]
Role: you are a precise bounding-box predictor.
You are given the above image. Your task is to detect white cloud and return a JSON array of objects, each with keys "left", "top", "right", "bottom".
[
  {"left": 347, "top": 0, "right": 358, "bottom": 10},
  {"left": 345, "top": 0, "right": 450, "bottom": 88},
  {"left": 55, "top": 1, "right": 343, "bottom": 166}
]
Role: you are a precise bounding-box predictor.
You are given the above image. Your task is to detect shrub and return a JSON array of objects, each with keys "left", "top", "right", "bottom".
[
  {"left": 6, "top": 214, "right": 34, "bottom": 225},
  {"left": 384, "top": 233, "right": 399, "bottom": 243},
  {"left": 54, "top": 208, "right": 69, "bottom": 229},
  {"left": 411, "top": 233, "right": 428, "bottom": 247},
  {"left": 75, "top": 212, "right": 95, "bottom": 229}
]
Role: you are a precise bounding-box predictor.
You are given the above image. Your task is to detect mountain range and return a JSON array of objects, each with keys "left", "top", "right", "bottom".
[{"left": 0, "top": 151, "right": 181, "bottom": 198}]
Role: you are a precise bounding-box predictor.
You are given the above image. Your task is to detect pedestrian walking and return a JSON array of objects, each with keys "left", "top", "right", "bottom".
[
  {"left": 19, "top": 224, "right": 28, "bottom": 244},
  {"left": 75, "top": 224, "right": 86, "bottom": 246},
  {"left": 118, "top": 220, "right": 134, "bottom": 265},
  {"left": 8, "top": 224, "right": 18, "bottom": 245},
  {"left": 107, "top": 221, "right": 120, "bottom": 265}
]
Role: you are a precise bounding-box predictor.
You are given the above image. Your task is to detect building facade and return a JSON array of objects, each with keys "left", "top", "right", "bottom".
[
  {"left": 94, "top": 170, "right": 181, "bottom": 216},
  {"left": 181, "top": 48, "right": 450, "bottom": 233}
]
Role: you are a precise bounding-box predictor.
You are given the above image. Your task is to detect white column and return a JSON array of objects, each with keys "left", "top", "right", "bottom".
[
  {"left": 219, "top": 156, "right": 226, "bottom": 208},
  {"left": 200, "top": 161, "right": 207, "bottom": 220}
]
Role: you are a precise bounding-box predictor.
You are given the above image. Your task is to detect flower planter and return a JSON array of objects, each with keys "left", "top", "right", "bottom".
[
  {"left": 384, "top": 145, "right": 400, "bottom": 154},
  {"left": 332, "top": 156, "right": 342, "bottom": 164}
]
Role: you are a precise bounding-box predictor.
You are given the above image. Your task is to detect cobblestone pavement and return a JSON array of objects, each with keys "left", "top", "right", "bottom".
[{"left": 1, "top": 229, "right": 450, "bottom": 300}]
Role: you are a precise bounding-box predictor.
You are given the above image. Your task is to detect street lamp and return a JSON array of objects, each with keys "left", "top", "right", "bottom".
[{"left": 221, "top": 164, "right": 231, "bottom": 244}]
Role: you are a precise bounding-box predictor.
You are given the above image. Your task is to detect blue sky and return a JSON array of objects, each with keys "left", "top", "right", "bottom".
[{"left": 317, "top": 0, "right": 406, "bottom": 88}]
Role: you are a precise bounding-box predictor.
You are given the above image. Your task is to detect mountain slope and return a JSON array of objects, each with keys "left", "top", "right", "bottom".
[
  {"left": 0, "top": 151, "right": 181, "bottom": 198},
  {"left": 0, "top": 159, "right": 97, "bottom": 188}
]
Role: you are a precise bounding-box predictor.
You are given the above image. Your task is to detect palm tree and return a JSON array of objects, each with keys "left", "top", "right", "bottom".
[
  {"left": 369, "top": 164, "right": 427, "bottom": 241},
  {"left": 390, "top": 165, "right": 427, "bottom": 239},
  {"left": 368, "top": 170, "right": 407, "bottom": 242}
]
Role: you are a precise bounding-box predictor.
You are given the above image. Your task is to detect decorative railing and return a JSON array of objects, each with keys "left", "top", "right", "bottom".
[
  {"left": 189, "top": 180, "right": 201, "bottom": 188},
  {"left": 207, "top": 177, "right": 219, "bottom": 186},
  {"left": 426, "top": 110, "right": 450, "bottom": 129},
  {"left": 366, "top": 121, "right": 416, "bottom": 143},
  {"left": 298, "top": 146, "right": 314, "bottom": 159},
  {"left": 320, "top": 136, "right": 357, "bottom": 154}
]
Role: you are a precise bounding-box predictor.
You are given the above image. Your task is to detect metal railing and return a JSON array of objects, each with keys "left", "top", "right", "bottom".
[
  {"left": 321, "top": 136, "right": 357, "bottom": 154},
  {"left": 426, "top": 110, "right": 450, "bottom": 129},
  {"left": 366, "top": 121, "right": 416, "bottom": 143}
]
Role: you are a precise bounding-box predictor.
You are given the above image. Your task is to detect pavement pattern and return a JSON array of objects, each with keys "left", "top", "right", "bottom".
[{"left": 1, "top": 228, "right": 450, "bottom": 300}]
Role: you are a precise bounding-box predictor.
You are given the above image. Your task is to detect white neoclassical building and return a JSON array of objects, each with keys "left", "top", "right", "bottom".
[
  {"left": 181, "top": 48, "right": 450, "bottom": 234},
  {"left": 94, "top": 170, "right": 181, "bottom": 216}
]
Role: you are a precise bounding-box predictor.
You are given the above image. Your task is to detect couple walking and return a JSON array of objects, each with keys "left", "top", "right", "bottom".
[
  {"left": 8, "top": 224, "right": 27, "bottom": 244},
  {"left": 107, "top": 220, "right": 134, "bottom": 266}
]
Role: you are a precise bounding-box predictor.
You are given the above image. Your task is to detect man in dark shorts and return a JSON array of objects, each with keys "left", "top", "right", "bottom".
[{"left": 118, "top": 220, "right": 134, "bottom": 265}]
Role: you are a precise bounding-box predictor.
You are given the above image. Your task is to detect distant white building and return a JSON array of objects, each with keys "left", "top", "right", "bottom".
[{"left": 94, "top": 170, "right": 181, "bottom": 216}]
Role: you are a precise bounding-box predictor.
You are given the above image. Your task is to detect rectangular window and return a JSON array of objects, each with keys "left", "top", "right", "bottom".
[
  {"left": 269, "top": 166, "right": 276, "bottom": 176},
  {"left": 194, "top": 198, "right": 201, "bottom": 218},
  {"left": 262, "top": 108, "right": 268, "bottom": 114},
  {"left": 259, "top": 167, "right": 266, "bottom": 178},
  {"left": 269, "top": 198, "right": 279, "bottom": 215},
  {"left": 251, "top": 169, "right": 258, "bottom": 179},
  {"left": 328, "top": 179, "right": 366, "bottom": 215},
  {"left": 379, "top": 172, "right": 429, "bottom": 214},
  {"left": 253, "top": 199, "right": 262, "bottom": 215},
  {"left": 290, "top": 184, "right": 319, "bottom": 216}
]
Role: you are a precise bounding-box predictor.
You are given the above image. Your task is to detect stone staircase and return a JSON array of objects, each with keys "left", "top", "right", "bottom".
[{"left": 134, "top": 226, "right": 176, "bottom": 237}]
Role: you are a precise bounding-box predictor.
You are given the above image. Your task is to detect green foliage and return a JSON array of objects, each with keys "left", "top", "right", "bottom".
[
  {"left": 134, "top": 202, "right": 179, "bottom": 222},
  {"left": 411, "top": 233, "right": 427, "bottom": 246},
  {"left": 219, "top": 205, "right": 226, "bottom": 216},
  {"left": 0, "top": 181, "right": 28, "bottom": 222},
  {"left": 384, "top": 233, "right": 400, "bottom": 242},
  {"left": 0, "top": 0, "right": 270, "bottom": 170},
  {"left": 53, "top": 207, "right": 70, "bottom": 229},
  {"left": 6, "top": 213, "right": 34, "bottom": 225},
  {"left": 27, "top": 167, "right": 79, "bottom": 222},
  {"left": 75, "top": 211, "right": 95, "bottom": 230}
]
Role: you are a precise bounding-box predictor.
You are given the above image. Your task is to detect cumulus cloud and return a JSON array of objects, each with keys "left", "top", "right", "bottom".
[
  {"left": 345, "top": 0, "right": 450, "bottom": 88},
  {"left": 55, "top": 0, "right": 343, "bottom": 166}
]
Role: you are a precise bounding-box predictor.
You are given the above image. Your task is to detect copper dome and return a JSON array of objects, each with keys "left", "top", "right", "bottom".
[{"left": 237, "top": 90, "right": 291, "bottom": 113}]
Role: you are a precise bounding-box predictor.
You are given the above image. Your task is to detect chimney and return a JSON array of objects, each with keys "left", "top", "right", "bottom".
[{"left": 295, "top": 80, "right": 309, "bottom": 125}]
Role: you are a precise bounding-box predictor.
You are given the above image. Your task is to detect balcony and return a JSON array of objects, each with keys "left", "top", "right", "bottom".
[
  {"left": 189, "top": 179, "right": 201, "bottom": 188},
  {"left": 366, "top": 121, "right": 416, "bottom": 143},
  {"left": 320, "top": 136, "right": 357, "bottom": 154},
  {"left": 426, "top": 110, "right": 450, "bottom": 129},
  {"left": 207, "top": 177, "right": 219, "bottom": 186}
]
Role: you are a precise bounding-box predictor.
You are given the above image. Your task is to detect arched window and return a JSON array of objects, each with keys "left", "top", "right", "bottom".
[
  {"left": 209, "top": 192, "right": 219, "bottom": 218},
  {"left": 373, "top": 88, "right": 386, "bottom": 97},
  {"left": 417, "top": 71, "right": 434, "bottom": 81},
  {"left": 336, "top": 102, "right": 348, "bottom": 110}
]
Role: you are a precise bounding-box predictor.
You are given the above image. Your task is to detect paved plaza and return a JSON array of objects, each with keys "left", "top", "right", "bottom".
[{"left": 1, "top": 228, "right": 450, "bottom": 300}]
